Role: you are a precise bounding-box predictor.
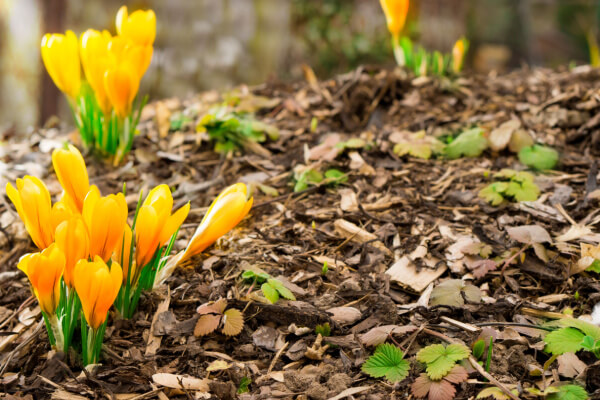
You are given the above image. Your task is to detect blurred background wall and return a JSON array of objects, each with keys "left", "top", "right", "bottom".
[{"left": 0, "top": 0, "right": 599, "bottom": 134}]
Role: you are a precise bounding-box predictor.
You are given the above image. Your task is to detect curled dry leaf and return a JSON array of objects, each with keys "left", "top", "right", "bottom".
[
  {"left": 327, "top": 306, "right": 361, "bottom": 325},
  {"left": 430, "top": 279, "right": 481, "bottom": 307},
  {"left": 488, "top": 119, "right": 521, "bottom": 152},
  {"left": 360, "top": 324, "right": 418, "bottom": 347},
  {"left": 506, "top": 225, "right": 551, "bottom": 244},
  {"left": 206, "top": 359, "right": 231, "bottom": 372},
  {"left": 152, "top": 373, "right": 210, "bottom": 391},
  {"left": 221, "top": 308, "right": 244, "bottom": 336}
]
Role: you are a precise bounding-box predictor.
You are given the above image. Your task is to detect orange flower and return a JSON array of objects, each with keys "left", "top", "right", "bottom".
[
  {"left": 73, "top": 256, "right": 122, "bottom": 329},
  {"left": 6, "top": 176, "right": 54, "bottom": 249},
  {"left": 135, "top": 185, "right": 190, "bottom": 268},
  {"left": 116, "top": 6, "right": 157, "bottom": 46},
  {"left": 17, "top": 244, "right": 65, "bottom": 315},
  {"left": 379, "top": 0, "right": 409, "bottom": 37},
  {"left": 180, "top": 183, "right": 252, "bottom": 263},
  {"left": 80, "top": 29, "right": 113, "bottom": 115},
  {"left": 82, "top": 186, "right": 128, "bottom": 261},
  {"left": 52, "top": 144, "right": 90, "bottom": 213},
  {"left": 104, "top": 63, "right": 140, "bottom": 119},
  {"left": 452, "top": 37, "right": 469, "bottom": 73},
  {"left": 55, "top": 216, "right": 90, "bottom": 288},
  {"left": 41, "top": 30, "right": 81, "bottom": 99}
]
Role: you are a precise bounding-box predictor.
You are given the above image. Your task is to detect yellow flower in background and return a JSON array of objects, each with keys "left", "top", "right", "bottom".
[
  {"left": 115, "top": 224, "right": 134, "bottom": 283},
  {"left": 452, "top": 37, "right": 468, "bottom": 73},
  {"left": 41, "top": 30, "right": 81, "bottom": 99},
  {"left": 116, "top": 6, "right": 157, "bottom": 46},
  {"left": 379, "top": 0, "right": 409, "bottom": 37},
  {"left": 180, "top": 183, "right": 252, "bottom": 263},
  {"left": 73, "top": 256, "right": 122, "bottom": 329},
  {"left": 55, "top": 216, "right": 90, "bottom": 288},
  {"left": 104, "top": 64, "right": 140, "bottom": 119},
  {"left": 135, "top": 185, "right": 190, "bottom": 268},
  {"left": 80, "top": 29, "right": 113, "bottom": 115},
  {"left": 6, "top": 176, "right": 54, "bottom": 250},
  {"left": 52, "top": 144, "right": 90, "bottom": 213},
  {"left": 107, "top": 36, "right": 153, "bottom": 80},
  {"left": 17, "top": 244, "right": 65, "bottom": 315},
  {"left": 82, "top": 186, "right": 128, "bottom": 262}
]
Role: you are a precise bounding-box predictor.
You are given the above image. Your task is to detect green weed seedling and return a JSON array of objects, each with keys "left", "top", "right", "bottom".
[
  {"left": 479, "top": 169, "right": 540, "bottom": 206},
  {"left": 241, "top": 270, "right": 296, "bottom": 304}
]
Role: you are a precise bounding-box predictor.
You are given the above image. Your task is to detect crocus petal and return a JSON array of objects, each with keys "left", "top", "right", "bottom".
[
  {"left": 52, "top": 145, "right": 90, "bottom": 213},
  {"left": 40, "top": 30, "right": 81, "bottom": 99},
  {"left": 55, "top": 216, "right": 89, "bottom": 288},
  {"left": 379, "top": 0, "right": 409, "bottom": 36}
]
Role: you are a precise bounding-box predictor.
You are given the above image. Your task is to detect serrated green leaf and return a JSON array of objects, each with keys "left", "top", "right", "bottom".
[
  {"left": 416, "top": 343, "right": 470, "bottom": 380},
  {"left": 261, "top": 282, "right": 279, "bottom": 304},
  {"left": 362, "top": 343, "right": 410, "bottom": 383},
  {"left": 479, "top": 182, "right": 508, "bottom": 206},
  {"left": 505, "top": 180, "right": 540, "bottom": 202},
  {"left": 544, "top": 327, "right": 585, "bottom": 355},
  {"left": 559, "top": 319, "right": 600, "bottom": 340},
  {"left": 519, "top": 145, "right": 559, "bottom": 171},
  {"left": 324, "top": 169, "right": 348, "bottom": 184},
  {"left": 266, "top": 279, "right": 296, "bottom": 301},
  {"left": 548, "top": 385, "right": 588, "bottom": 400},
  {"left": 241, "top": 270, "right": 256, "bottom": 280},
  {"left": 444, "top": 128, "right": 488, "bottom": 159},
  {"left": 580, "top": 335, "right": 597, "bottom": 352}
]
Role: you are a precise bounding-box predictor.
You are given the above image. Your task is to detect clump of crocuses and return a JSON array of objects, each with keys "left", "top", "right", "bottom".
[
  {"left": 6, "top": 145, "right": 253, "bottom": 365},
  {"left": 41, "top": 5, "right": 155, "bottom": 164}
]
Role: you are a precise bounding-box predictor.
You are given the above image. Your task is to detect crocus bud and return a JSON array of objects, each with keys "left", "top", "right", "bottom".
[
  {"left": 116, "top": 6, "right": 157, "bottom": 46},
  {"left": 41, "top": 30, "right": 81, "bottom": 99},
  {"left": 104, "top": 63, "right": 140, "bottom": 119},
  {"left": 52, "top": 144, "right": 90, "bottom": 213},
  {"left": 18, "top": 244, "right": 65, "bottom": 315},
  {"left": 82, "top": 186, "right": 128, "bottom": 262},
  {"left": 55, "top": 216, "right": 90, "bottom": 288},
  {"left": 135, "top": 184, "right": 190, "bottom": 268},
  {"left": 180, "top": 183, "right": 252, "bottom": 263},
  {"left": 6, "top": 176, "right": 54, "bottom": 249},
  {"left": 379, "top": 0, "right": 409, "bottom": 37},
  {"left": 73, "top": 256, "right": 122, "bottom": 329}
]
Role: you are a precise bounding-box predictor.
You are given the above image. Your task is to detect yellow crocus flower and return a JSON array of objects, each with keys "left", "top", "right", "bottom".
[
  {"left": 6, "top": 176, "right": 54, "bottom": 249},
  {"left": 108, "top": 36, "right": 153, "bottom": 80},
  {"left": 73, "top": 256, "right": 122, "bottom": 329},
  {"left": 55, "top": 216, "right": 90, "bottom": 288},
  {"left": 80, "top": 29, "right": 113, "bottom": 115},
  {"left": 452, "top": 37, "right": 468, "bottom": 73},
  {"left": 17, "top": 244, "right": 65, "bottom": 315},
  {"left": 82, "top": 186, "right": 128, "bottom": 262},
  {"left": 135, "top": 185, "right": 190, "bottom": 268},
  {"left": 115, "top": 224, "right": 134, "bottom": 284},
  {"left": 180, "top": 183, "right": 252, "bottom": 263},
  {"left": 41, "top": 30, "right": 81, "bottom": 99},
  {"left": 116, "top": 6, "right": 157, "bottom": 46},
  {"left": 104, "top": 63, "right": 140, "bottom": 119},
  {"left": 379, "top": 0, "right": 409, "bottom": 37},
  {"left": 52, "top": 144, "right": 90, "bottom": 213},
  {"left": 51, "top": 200, "right": 73, "bottom": 232}
]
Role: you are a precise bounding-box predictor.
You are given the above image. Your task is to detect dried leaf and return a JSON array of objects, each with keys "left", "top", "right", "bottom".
[
  {"left": 557, "top": 352, "right": 587, "bottom": 378},
  {"left": 197, "top": 298, "right": 227, "bottom": 315},
  {"left": 221, "top": 308, "right": 244, "bottom": 336},
  {"left": 327, "top": 307, "right": 362, "bottom": 325},
  {"left": 430, "top": 279, "right": 481, "bottom": 307},
  {"left": 507, "top": 225, "right": 552, "bottom": 244},
  {"left": 429, "top": 380, "right": 457, "bottom": 400},
  {"left": 442, "top": 365, "right": 468, "bottom": 384},
  {"left": 468, "top": 259, "right": 498, "bottom": 279},
  {"left": 194, "top": 314, "right": 222, "bottom": 337},
  {"left": 360, "top": 325, "right": 418, "bottom": 347},
  {"left": 152, "top": 373, "right": 210, "bottom": 391},
  {"left": 489, "top": 119, "right": 521, "bottom": 152},
  {"left": 206, "top": 359, "right": 231, "bottom": 372},
  {"left": 412, "top": 374, "right": 433, "bottom": 398}
]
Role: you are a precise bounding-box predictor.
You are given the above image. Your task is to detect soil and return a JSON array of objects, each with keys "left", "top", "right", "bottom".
[{"left": 2, "top": 64, "right": 600, "bottom": 399}]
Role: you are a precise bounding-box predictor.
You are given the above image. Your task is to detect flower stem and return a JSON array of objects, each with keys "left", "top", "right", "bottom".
[
  {"left": 392, "top": 33, "right": 405, "bottom": 67},
  {"left": 48, "top": 313, "right": 65, "bottom": 352}
]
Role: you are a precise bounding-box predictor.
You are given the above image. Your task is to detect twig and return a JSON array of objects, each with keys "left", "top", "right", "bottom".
[
  {"left": 501, "top": 244, "right": 530, "bottom": 273},
  {"left": 474, "top": 322, "right": 553, "bottom": 332},
  {"left": 423, "top": 328, "right": 520, "bottom": 400},
  {"left": 267, "top": 341, "right": 288, "bottom": 374}
]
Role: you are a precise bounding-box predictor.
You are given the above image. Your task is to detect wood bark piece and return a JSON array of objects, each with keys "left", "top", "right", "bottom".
[
  {"left": 334, "top": 219, "right": 393, "bottom": 257},
  {"left": 385, "top": 256, "right": 447, "bottom": 293}
]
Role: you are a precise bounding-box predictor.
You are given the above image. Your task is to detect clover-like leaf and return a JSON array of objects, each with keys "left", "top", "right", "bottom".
[
  {"left": 444, "top": 127, "right": 488, "bottom": 159},
  {"left": 505, "top": 179, "right": 540, "bottom": 202},
  {"left": 479, "top": 182, "right": 508, "bottom": 206},
  {"left": 548, "top": 385, "right": 588, "bottom": 400},
  {"left": 266, "top": 278, "right": 296, "bottom": 301},
  {"left": 544, "top": 327, "right": 585, "bottom": 355},
  {"left": 261, "top": 282, "right": 280, "bottom": 304},
  {"left": 416, "top": 343, "right": 470, "bottom": 380},
  {"left": 361, "top": 343, "right": 410, "bottom": 383},
  {"left": 519, "top": 144, "right": 559, "bottom": 171}
]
